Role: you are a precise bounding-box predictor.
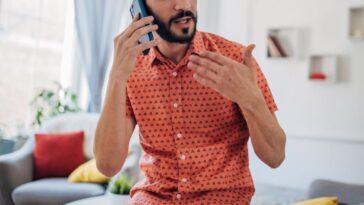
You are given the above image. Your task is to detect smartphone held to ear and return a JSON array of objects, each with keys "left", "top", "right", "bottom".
[{"left": 130, "top": 0, "right": 154, "bottom": 55}]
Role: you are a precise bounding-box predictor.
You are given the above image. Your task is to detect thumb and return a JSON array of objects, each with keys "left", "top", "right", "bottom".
[{"left": 243, "top": 44, "right": 256, "bottom": 67}]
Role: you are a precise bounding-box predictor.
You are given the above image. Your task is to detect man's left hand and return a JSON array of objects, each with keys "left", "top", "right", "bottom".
[{"left": 187, "top": 44, "right": 262, "bottom": 106}]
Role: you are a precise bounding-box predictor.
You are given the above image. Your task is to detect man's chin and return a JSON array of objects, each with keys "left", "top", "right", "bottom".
[
  {"left": 170, "top": 30, "right": 195, "bottom": 40},
  {"left": 171, "top": 35, "right": 194, "bottom": 44}
]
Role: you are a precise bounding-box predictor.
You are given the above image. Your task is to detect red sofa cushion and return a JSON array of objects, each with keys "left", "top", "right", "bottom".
[{"left": 34, "top": 131, "right": 85, "bottom": 179}]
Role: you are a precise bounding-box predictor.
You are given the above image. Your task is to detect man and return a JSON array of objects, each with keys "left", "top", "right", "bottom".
[{"left": 94, "top": 0, "right": 286, "bottom": 204}]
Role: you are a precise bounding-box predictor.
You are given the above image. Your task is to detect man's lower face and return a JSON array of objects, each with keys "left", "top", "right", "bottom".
[
  {"left": 171, "top": 16, "right": 195, "bottom": 36},
  {"left": 153, "top": 12, "right": 198, "bottom": 44}
]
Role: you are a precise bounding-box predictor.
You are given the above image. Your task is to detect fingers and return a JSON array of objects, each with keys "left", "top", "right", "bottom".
[
  {"left": 115, "top": 13, "right": 141, "bottom": 39},
  {"left": 198, "top": 51, "right": 232, "bottom": 66},
  {"left": 187, "top": 61, "right": 220, "bottom": 84},
  {"left": 131, "top": 39, "right": 160, "bottom": 56},
  {"left": 128, "top": 24, "right": 158, "bottom": 44},
  {"left": 243, "top": 44, "right": 256, "bottom": 67},
  {"left": 121, "top": 15, "right": 155, "bottom": 40},
  {"left": 188, "top": 54, "right": 222, "bottom": 74},
  {"left": 193, "top": 73, "right": 219, "bottom": 92},
  {"left": 132, "top": 12, "right": 140, "bottom": 22}
]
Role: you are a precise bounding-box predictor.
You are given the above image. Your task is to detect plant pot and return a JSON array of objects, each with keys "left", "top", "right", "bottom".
[
  {"left": 14, "top": 137, "right": 28, "bottom": 151},
  {"left": 105, "top": 192, "right": 131, "bottom": 204},
  {"left": 0, "top": 139, "right": 15, "bottom": 155}
]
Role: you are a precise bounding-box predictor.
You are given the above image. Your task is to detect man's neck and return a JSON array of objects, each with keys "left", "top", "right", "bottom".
[{"left": 156, "top": 40, "right": 190, "bottom": 65}]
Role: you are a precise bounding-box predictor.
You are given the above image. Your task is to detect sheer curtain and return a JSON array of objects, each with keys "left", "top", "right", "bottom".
[{"left": 73, "top": 0, "right": 131, "bottom": 112}]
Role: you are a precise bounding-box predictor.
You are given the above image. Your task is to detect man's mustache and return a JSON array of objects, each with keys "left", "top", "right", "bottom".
[{"left": 169, "top": 11, "right": 197, "bottom": 26}]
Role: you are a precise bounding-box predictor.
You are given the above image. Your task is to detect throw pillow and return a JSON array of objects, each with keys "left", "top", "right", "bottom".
[
  {"left": 294, "top": 197, "right": 338, "bottom": 205},
  {"left": 34, "top": 131, "right": 85, "bottom": 179},
  {"left": 68, "top": 159, "right": 110, "bottom": 183}
]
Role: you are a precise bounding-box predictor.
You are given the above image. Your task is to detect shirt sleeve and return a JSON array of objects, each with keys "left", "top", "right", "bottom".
[
  {"left": 252, "top": 57, "right": 278, "bottom": 113},
  {"left": 125, "top": 87, "right": 135, "bottom": 119}
]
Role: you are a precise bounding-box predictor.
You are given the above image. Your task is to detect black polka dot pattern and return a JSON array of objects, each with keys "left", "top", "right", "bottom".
[{"left": 125, "top": 32, "right": 278, "bottom": 205}]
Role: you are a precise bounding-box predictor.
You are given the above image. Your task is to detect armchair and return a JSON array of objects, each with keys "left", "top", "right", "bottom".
[{"left": 0, "top": 113, "right": 141, "bottom": 205}]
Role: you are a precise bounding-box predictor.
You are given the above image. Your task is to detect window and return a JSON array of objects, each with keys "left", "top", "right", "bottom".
[{"left": 0, "top": 0, "right": 68, "bottom": 135}]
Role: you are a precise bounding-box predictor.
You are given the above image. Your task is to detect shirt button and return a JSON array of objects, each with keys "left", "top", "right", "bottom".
[
  {"left": 177, "top": 133, "right": 182, "bottom": 139},
  {"left": 181, "top": 178, "right": 187, "bottom": 183},
  {"left": 176, "top": 193, "right": 182, "bottom": 199},
  {"left": 180, "top": 155, "right": 186, "bottom": 160},
  {"left": 173, "top": 103, "right": 178, "bottom": 108},
  {"left": 172, "top": 72, "right": 178, "bottom": 77}
]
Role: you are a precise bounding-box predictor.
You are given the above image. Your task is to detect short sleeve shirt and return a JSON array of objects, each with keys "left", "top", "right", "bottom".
[{"left": 125, "top": 31, "right": 278, "bottom": 205}]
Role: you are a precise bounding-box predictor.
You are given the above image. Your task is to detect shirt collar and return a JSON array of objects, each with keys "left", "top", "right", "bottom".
[{"left": 147, "top": 31, "right": 205, "bottom": 66}]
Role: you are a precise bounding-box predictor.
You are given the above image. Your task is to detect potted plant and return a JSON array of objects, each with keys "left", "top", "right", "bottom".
[
  {"left": 106, "top": 173, "right": 134, "bottom": 203},
  {"left": 30, "top": 81, "right": 81, "bottom": 128}
]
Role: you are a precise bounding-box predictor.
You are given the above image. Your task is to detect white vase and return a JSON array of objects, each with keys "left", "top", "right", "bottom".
[{"left": 106, "top": 191, "right": 131, "bottom": 204}]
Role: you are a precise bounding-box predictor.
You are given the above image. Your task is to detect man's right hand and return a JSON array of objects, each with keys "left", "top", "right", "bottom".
[{"left": 110, "top": 14, "right": 160, "bottom": 82}]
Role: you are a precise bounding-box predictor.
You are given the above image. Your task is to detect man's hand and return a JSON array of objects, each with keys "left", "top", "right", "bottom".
[
  {"left": 187, "top": 44, "right": 261, "bottom": 108},
  {"left": 110, "top": 13, "right": 160, "bottom": 82}
]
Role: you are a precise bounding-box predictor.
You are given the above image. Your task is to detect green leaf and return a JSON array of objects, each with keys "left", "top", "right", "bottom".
[{"left": 30, "top": 81, "right": 82, "bottom": 128}]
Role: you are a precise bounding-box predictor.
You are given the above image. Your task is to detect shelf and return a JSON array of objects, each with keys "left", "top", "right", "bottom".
[
  {"left": 266, "top": 28, "right": 302, "bottom": 60},
  {"left": 349, "top": 7, "right": 364, "bottom": 39},
  {"left": 308, "top": 55, "right": 338, "bottom": 83}
]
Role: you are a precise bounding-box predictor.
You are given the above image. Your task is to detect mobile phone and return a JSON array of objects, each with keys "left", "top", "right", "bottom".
[{"left": 130, "top": 0, "right": 154, "bottom": 55}]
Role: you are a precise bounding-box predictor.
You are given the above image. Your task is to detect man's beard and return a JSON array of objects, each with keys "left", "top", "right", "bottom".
[{"left": 146, "top": 8, "right": 198, "bottom": 44}]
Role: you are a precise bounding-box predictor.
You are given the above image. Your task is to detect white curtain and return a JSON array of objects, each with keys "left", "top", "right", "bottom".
[{"left": 74, "top": 0, "right": 131, "bottom": 112}]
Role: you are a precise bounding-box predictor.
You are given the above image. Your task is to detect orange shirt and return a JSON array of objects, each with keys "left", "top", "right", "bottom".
[{"left": 125, "top": 31, "right": 278, "bottom": 205}]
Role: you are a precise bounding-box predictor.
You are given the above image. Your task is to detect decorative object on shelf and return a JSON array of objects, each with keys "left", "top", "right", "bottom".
[
  {"left": 309, "top": 55, "right": 338, "bottom": 83},
  {"left": 108, "top": 174, "right": 134, "bottom": 195},
  {"left": 30, "top": 82, "right": 81, "bottom": 128},
  {"left": 309, "top": 73, "right": 327, "bottom": 80},
  {"left": 349, "top": 7, "right": 364, "bottom": 39},
  {"left": 267, "top": 34, "right": 287, "bottom": 58},
  {"left": 267, "top": 28, "right": 303, "bottom": 59}
]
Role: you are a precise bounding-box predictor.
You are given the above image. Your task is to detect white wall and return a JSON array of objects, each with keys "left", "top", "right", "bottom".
[{"left": 199, "top": 0, "right": 364, "bottom": 190}]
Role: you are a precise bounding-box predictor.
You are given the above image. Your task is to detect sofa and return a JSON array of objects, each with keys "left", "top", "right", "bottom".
[
  {"left": 307, "top": 179, "right": 364, "bottom": 205},
  {"left": 0, "top": 113, "right": 141, "bottom": 205},
  {"left": 251, "top": 179, "right": 364, "bottom": 205}
]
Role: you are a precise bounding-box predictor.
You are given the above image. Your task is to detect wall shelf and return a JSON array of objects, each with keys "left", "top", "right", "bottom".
[
  {"left": 266, "top": 28, "right": 302, "bottom": 60},
  {"left": 349, "top": 7, "right": 364, "bottom": 39},
  {"left": 308, "top": 55, "right": 338, "bottom": 83}
]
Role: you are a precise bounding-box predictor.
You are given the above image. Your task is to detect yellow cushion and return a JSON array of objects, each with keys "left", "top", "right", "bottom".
[
  {"left": 68, "top": 159, "right": 110, "bottom": 183},
  {"left": 293, "top": 197, "right": 338, "bottom": 205}
]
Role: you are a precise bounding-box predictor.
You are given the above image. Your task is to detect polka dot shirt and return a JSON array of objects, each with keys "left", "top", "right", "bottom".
[{"left": 125, "top": 31, "right": 278, "bottom": 205}]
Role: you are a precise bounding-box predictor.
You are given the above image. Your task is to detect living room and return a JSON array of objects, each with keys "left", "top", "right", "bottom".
[{"left": 1, "top": 0, "right": 364, "bottom": 205}]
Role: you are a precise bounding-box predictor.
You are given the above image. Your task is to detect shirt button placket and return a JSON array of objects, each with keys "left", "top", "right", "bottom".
[
  {"left": 171, "top": 68, "right": 186, "bottom": 196},
  {"left": 173, "top": 103, "right": 178, "bottom": 108}
]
